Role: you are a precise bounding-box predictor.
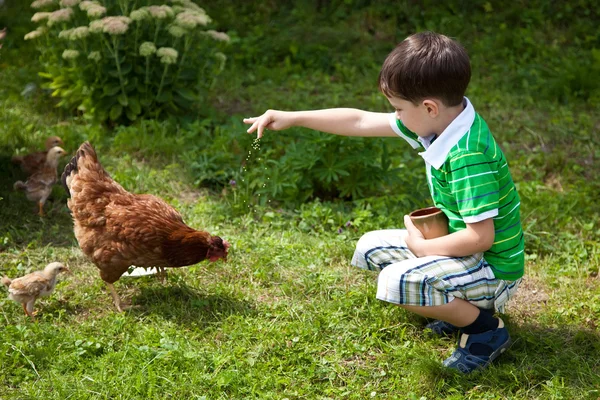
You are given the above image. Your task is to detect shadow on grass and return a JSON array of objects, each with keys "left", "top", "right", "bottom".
[
  {"left": 129, "top": 283, "right": 256, "bottom": 325},
  {"left": 418, "top": 320, "right": 600, "bottom": 396},
  {"left": 0, "top": 155, "right": 74, "bottom": 249}
]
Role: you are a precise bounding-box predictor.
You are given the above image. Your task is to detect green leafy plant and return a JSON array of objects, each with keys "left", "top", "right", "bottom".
[{"left": 25, "top": 0, "right": 230, "bottom": 124}]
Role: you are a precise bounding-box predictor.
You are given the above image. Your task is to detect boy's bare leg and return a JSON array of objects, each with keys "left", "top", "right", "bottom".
[{"left": 400, "top": 297, "right": 481, "bottom": 328}]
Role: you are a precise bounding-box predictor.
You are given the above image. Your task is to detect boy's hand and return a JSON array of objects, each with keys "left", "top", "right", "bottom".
[
  {"left": 243, "top": 110, "right": 294, "bottom": 139},
  {"left": 403, "top": 214, "right": 426, "bottom": 256}
]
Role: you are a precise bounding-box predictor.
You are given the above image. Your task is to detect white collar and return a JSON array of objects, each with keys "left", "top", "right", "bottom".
[{"left": 419, "top": 97, "right": 475, "bottom": 169}]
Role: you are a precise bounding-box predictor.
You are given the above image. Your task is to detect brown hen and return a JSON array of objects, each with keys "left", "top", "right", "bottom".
[
  {"left": 61, "top": 142, "right": 230, "bottom": 311},
  {"left": 12, "top": 136, "right": 64, "bottom": 176}
]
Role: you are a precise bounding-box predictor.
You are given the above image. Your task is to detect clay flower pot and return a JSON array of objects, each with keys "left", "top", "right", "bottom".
[{"left": 408, "top": 207, "right": 449, "bottom": 239}]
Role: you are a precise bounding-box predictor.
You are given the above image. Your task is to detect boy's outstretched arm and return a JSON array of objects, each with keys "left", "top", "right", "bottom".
[
  {"left": 403, "top": 216, "right": 495, "bottom": 258},
  {"left": 243, "top": 109, "right": 397, "bottom": 138}
]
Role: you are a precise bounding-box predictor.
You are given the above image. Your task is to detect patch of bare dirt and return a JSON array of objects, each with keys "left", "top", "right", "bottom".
[
  {"left": 177, "top": 188, "right": 206, "bottom": 204},
  {"left": 506, "top": 276, "right": 550, "bottom": 320}
]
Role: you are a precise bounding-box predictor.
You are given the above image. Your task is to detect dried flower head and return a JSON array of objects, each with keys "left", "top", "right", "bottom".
[
  {"left": 89, "top": 19, "right": 104, "bottom": 33},
  {"left": 24, "top": 27, "right": 47, "bottom": 40},
  {"left": 130, "top": 8, "right": 150, "bottom": 22},
  {"left": 168, "top": 24, "right": 187, "bottom": 38},
  {"left": 31, "top": 12, "right": 51, "bottom": 22},
  {"left": 139, "top": 41, "right": 157, "bottom": 57},
  {"left": 31, "top": 0, "right": 55, "bottom": 9},
  {"left": 48, "top": 8, "right": 74, "bottom": 26},
  {"left": 215, "top": 52, "right": 227, "bottom": 63},
  {"left": 60, "top": 0, "right": 80, "bottom": 7},
  {"left": 88, "top": 51, "right": 101, "bottom": 61},
  {"left": 175, "top": 10, "right": 210, "bottom": 29},
  {"left": 58, "top": 28, "right": 74, "bottom": 39},
  {"left": 206, "top": 30, "right": 230, "bottom": 43},
  {"left": 101, "top": 16, "right": 131, "bottom": 35},
  {"left": 79, "top": 0, "right": 98, "bottom": 11},
  {"left": 87, "top": 5, "right": 106, "bottom": 18},
  {"left": 62, "top": 49, "right": 80, "bottom": 60},
  {"left": 70, "top": 26, "right": 90, "bottom": 39},
  {"left": 214, "top": 52, "right": 227, "bottom": 71},
  {"left": 156, "top": 47, "right": 178, "bottom": 64},
  {"left": 169, "top": 0, "right": 204, "bottom": 12},
  {"left": 146, "top": 5, "right": 174, "bottom": 20}
]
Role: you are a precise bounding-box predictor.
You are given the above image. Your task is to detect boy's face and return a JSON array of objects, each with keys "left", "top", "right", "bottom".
[{"left": 387, "top": 96, "right": 437, "bottom": 137}]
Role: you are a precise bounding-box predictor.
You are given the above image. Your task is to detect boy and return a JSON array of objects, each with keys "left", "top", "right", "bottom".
[{"left": 243, "top": 31, "right": 524, "bottom": 373}]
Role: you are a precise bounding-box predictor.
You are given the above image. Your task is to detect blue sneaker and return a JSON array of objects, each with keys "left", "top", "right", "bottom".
[
  {"left": 443, "top": 318, "right": 511, "bottom": 373},
  {"left": 425, "top": 320, "right": 459, "bottom": 336}
]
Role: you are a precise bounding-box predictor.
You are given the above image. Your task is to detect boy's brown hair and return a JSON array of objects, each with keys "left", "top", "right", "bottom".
[{"left": 378, "top": 31, "right": 471, "bottom": 107}]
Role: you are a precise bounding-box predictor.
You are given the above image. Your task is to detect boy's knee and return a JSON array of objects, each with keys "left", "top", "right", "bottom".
[{"left": 354, "top": 231, "right": 381, "bottom": 254}]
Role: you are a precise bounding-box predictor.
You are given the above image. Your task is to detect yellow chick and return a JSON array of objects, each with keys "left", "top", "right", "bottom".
[
  {"left": 12, "top": 136, "right": 64, "bottom": 176},
  {"left": 1, "top": 262, "right": 71, "bottom": 319},
  {"left": 14, "top": 146, "right": 67, "bottom": 216}
]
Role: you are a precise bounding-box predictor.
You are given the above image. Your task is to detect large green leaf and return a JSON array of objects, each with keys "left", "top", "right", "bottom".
[
  {"left": 125, "top": 108, "right": 138, "bottom": 121},
  {"left": 128, "top": 97, "right": 141, "bottom": 115},
  {"left": 176, "top": 88, "right": 197, "bottom": 101},
  {"left": 109, "top": 104, "right": 122, "bottom": 121},
  {"left": 156, "top": 90, "right": 172, "bottom": 103},
  {"left": 103, "top": 84, "right": 121, "bottom": 96},
  {"left": 117, "top": 92, "right": 128, "bottom": 106},
  {"left": 120, "top": 62, "right": 132, "bottom": 75},
  {"left": 140, "top": 96, "right": 152, "bottom": 107},
  {"left": 173, "top": 94, "right": 193, "bottom": 109}
]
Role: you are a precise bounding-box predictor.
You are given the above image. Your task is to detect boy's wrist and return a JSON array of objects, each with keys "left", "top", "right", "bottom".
[{"left": 289, "top": 110, "right": 303, "bottom": 128}]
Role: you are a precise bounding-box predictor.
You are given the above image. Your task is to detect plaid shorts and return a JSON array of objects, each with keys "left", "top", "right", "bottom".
[{"left": 351, "top": 229, "right": 520, "bottom": 312}]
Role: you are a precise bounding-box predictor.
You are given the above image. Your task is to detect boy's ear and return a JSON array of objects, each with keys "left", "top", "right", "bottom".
[{"left": 422, "top": 99, "right": 439, "bottom": 117}]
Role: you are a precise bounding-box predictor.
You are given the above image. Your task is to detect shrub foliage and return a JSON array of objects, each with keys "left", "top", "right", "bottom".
[{"left": 25, "top": 0, "right": 230, "bottom": 123}]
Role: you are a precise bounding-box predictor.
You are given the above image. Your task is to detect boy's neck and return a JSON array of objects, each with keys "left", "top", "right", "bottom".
[{"left": 433, "top": 101, "right": 465, "bottom": 137}]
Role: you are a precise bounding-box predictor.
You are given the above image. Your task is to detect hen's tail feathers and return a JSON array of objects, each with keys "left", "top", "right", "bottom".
[
  {"left": 1, "top": 276, "right": 11, "bottom": 288},
  {"left": 61, "top": 141, "right": 98, "bottom": 197},
  {"left": 11, "top": 155, "right": 23, "bottom": 165},
  {"left": 13, "top": 181, "right": 26, "bottom": 191}
]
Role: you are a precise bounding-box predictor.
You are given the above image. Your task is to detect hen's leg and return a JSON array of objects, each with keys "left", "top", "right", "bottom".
[
  {"left": 157, "top": 267, "right": 166, "bottom": 283},
  {"left": 106, "top": 283, "right": 123, "bottom": 312},
  {"left": 25, "top": 300, "right": 36, "bottom": 320},
  {"left": 21, "top": 303, "right": 28, "bottom": 316},
  {"left": 38, "top": 201, "right": 45, "bottom": 217}
]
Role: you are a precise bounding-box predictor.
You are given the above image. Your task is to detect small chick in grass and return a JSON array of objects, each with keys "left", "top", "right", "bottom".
[
  {"left": 1, "top": 262, "right": 71, "bottom": 319},
  {"left": 14, "top": 146, "right": 67, "bottom": 216},
  {"left": 12, "top": 136, "right": 64, "bottom": 176}
]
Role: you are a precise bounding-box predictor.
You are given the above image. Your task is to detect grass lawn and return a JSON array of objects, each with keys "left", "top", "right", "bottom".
[{"left": 1, "top": 2, "right": 600, "bottom": 399}]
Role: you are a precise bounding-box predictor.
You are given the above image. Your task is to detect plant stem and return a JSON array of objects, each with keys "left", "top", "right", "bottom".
[
  {"left": 153, "top": 21, "right": 161, "bottom": 45},
  {"left": 155, "top": 64, "right": 169, "bottom": 101},
  {"left": 111, "top": 36, "right": 128, "bottom": 100},
  {"left": 145, "top": 56, "right": 150, "bottom": 85},
  {"left": 173, "top": 35, "right": 191, "bottom": 83}
]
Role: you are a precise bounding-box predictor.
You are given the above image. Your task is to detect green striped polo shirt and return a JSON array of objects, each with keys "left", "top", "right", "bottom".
[{"left": 389, "top": 97, "right": 524, "bottom": 280}]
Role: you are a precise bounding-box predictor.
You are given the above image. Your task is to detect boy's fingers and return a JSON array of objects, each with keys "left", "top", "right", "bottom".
[
  {"left": 403, "top": 215, "right": 415, "bottom": 230},
  {"left": 243, "top": 117, "right": 256, "bottom": 124},
  {"left": 246, "top": 121, "right": 258, "bottom": 133},
  {"left": 257, "top": 123, "right": 265, "bottom": 139}
]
